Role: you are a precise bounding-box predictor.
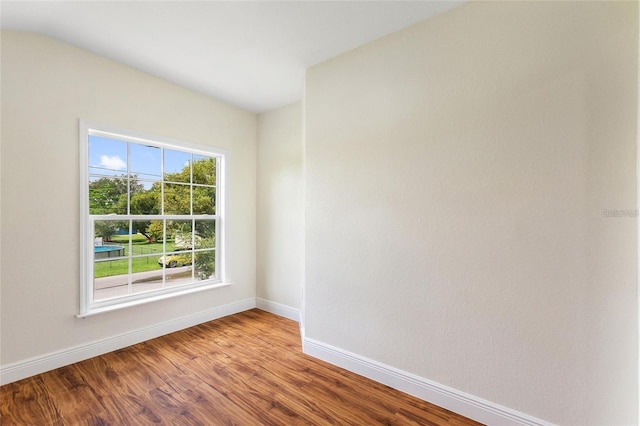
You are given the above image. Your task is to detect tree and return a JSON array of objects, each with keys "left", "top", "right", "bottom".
[
  {"left": 89, "top": 175, "right": 144, "bottom": 240},
  {"left": 195, "top": 248, "right": 215, "bottom": 280},
  {"left": 164, "top": 184, "right": 190, "bottom": 215},
  {"left": 192, "top": 157, "right": 216, "bottom": 214},
  {"left": 165, "top": 157, "right": 216, "bottom": 186},
  {"left": 89, "top": 177, "right": 127, "bottom": 214},
  {"left": 147, "top": 220, "right": 164, "bottom": 243},
  {"left": 130, "top": 187, "right": 161, "bottom": 242},
  {"left": 90, "top": 158, "right": 216, "bottom": 243},
  {"left": 95, "top": 221, "right": 117, "bottom": 242}
]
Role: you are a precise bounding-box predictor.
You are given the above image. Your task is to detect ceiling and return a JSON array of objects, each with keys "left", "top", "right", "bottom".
[{"left": 1, "top": 1, "right": 463, "bottom": 113}]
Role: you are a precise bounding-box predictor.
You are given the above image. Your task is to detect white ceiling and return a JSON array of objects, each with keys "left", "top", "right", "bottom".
[{"left": 1, "top": 1, "right": 463, "bottom": 113}]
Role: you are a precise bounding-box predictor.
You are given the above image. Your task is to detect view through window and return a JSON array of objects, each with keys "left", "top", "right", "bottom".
[{"left": 80, "top": 123, "right": 225, "bottom": 315}]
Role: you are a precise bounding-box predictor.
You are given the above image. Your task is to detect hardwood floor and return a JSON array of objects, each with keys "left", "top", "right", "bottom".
[{"left": 1, "top": 309, "right": 482, "bottom": 425}]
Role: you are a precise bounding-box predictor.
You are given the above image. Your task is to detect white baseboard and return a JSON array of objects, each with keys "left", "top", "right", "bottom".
[
  {"left": 256, "top": 298, "right": 300, "bottom": 322},
  {"left": 303, "top": 337, "right": 555, "bottom": 426},
  {"left": 0, "top": 298, "right": 256, "bottom": 386},
  {"left": 0, "top": 297, "right": 552, "bottom": 426}
]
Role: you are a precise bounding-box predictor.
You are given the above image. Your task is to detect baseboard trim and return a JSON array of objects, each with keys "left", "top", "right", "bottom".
[
  {"left": 303, "top": 337, "right": 555, "bottom": 426},
  {"left": 0, "top": 298, "right": 256, "bottom": 386},
  {"left": 1, "top": 298, "right": 552, "bottom": 426},
  {"left": 256, "top": 298, "right": 300, "bottom": 322}
]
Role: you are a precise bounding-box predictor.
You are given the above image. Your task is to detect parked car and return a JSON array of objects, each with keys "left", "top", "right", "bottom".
[{"left": 158, "top": 250, "right": 192, "bottom": 268}]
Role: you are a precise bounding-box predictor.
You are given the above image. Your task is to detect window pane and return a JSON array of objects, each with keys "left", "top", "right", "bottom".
[
  {"left": 192, "top": 155, "right": 216, "bottom": 186},
  {"left": 89, "top": 136, "right": 127, "bottom": 176},
  {"left": 194, "top": 250, "right": 215, "bottom": 281},
  {"left": 158, "top": 250, "right": 192, "bottom": 268},
  {"left": 165, "top": 260, "right": 194, "bottom": 287},
  {"left": 130, "top": 182, "right": 161, "bottom": 215},
  {"left": 160, "top": 218, "right": 193, "bottom": 286},
  {"left": 129, "top": 220, "right": 165, "bottom": 247},
  {"left": 93, "top": 221, "right": 130, "bottom": 301},
  {"left": 130, "top": 144, "right": 161, "bottom": 180},
  {"left": 131, "top": 255, "right": 164, "bottom": 294},
  {"left": 129, "top": 222, "right": 160, "bottom": 246},
  {"left": 164, "top": 183, "right": 191, "bottom": 215},
  {"left": 164, "top": 149, "right": 191, "bottom": 183},
  {"left": 94, "top": 220, "right": 130, "bottom": 247},
  {"left": 94, "top": 257, "right": 129, "bottom": 301},
  {"left": 88, "top": 177, "right": 127, "bottom": 214},
  {"left": 195, "top": 220, "right": 215, "bottom": 248},
  {"left": 168, "top": 219, "right": 193, "bottom": 249},
  {"left": 94, "top": 247, "right": 127, "bottom": 265},
  {"left": 192, "top": 186, "right": 215, "bottom": 215}
]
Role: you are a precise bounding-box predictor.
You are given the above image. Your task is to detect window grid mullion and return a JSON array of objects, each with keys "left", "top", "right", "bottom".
[
  {"left": 128, "top": 220, "right": 133, "bottom": 296},
  {"left": 162, "top": 218, "right": 167, "bottom": 288},
  {"left": 161, "top": 147, "right": 165, "bottom": 216},
  {"left": 127, "top": 142, "right": 131, "bottom": 216},
  {"left": 89, "top": 214, "right": 219, "bottom": 220},
  {"left": 190, "top": 154, "right": 194, "bottom": 216}
]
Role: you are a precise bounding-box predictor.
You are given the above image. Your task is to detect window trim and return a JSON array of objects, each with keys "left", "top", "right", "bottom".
[{"left": 78, "top": 120, "right": 229, "bottom": 317}]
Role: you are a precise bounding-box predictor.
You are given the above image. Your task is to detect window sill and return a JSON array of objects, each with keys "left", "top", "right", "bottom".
[{"left": 76, "top": 281, "right": 232, "bottom": 318}]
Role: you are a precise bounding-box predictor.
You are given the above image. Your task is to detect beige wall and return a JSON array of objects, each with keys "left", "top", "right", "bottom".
[
  {"left": 2, "top": 2, "right": 639, "bottom": 423},
  {"left": 0, "top": 32, "right": 256, "bottom": 365},
  {"left": 304, "top": 2, "right": 638, "bottom": 424},
  {"left": 257, "top": 103, "right": 303, "bottom": 309}
]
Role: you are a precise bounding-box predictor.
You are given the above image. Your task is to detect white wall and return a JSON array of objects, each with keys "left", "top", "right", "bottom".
[
  {"left": 257, "top": 103, "right": 303, "bottom": 312},
  {"left": 304, "top": 2, "right": 638, "bottom": 425},
  {"left": 0, "top": 32, "right": 256, "bottom": 366}
]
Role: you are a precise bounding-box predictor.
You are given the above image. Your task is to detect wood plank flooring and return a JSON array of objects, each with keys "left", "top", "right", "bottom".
[{"left": 0, "top": 309, "right": 482, "bottom": 425}]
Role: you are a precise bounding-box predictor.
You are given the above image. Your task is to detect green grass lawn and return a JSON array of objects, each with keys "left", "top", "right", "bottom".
[{"left": 94, "top": 234, "right": 178, "bottom": 278}]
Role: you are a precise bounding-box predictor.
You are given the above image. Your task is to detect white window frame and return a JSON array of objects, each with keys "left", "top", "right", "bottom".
[{"left": 78, "top": 120, "right": 229, "bottom": 317}]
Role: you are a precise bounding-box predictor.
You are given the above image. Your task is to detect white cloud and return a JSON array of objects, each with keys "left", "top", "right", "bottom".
[{"left": 100, "top": 155, "right": 126, "bottom": 170}]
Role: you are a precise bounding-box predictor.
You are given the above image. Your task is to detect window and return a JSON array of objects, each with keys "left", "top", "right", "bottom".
[{"left": 79, "top": 121, "right": 228, "bottom": 316}]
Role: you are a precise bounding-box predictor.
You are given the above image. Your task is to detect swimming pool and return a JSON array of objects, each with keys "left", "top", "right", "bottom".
[{"left": 94, "top": 245, "right": 125, "bottom": 259}]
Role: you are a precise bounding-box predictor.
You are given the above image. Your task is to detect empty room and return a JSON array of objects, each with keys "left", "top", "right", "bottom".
[{"left": 1, "top": 1, "right": 638, "bottom": 425}]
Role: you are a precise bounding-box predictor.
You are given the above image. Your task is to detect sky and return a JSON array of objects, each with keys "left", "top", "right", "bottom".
[{"left": 88, "top": 135, "right": 206, "bottom": 188}]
